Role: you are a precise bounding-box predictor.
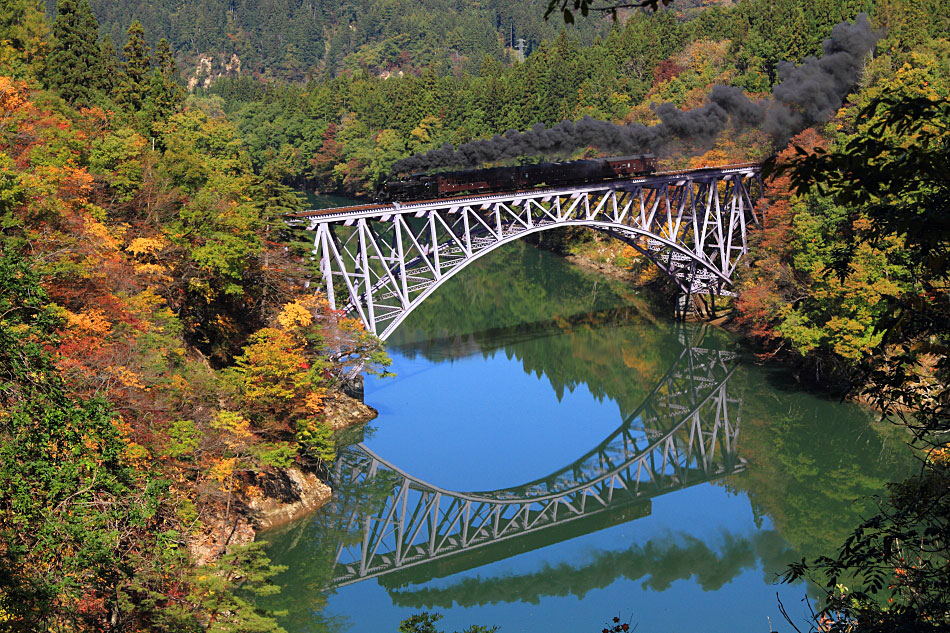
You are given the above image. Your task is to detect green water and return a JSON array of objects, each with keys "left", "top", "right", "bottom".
[
  {"left": 301, "top": 190, "right": 370, "bottom": 210},
  {"left": 259, "top": 238, "right": 913, "bottom": 633}
]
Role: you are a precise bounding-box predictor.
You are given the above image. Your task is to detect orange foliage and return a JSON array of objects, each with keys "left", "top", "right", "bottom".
[{"left": 735, "top": 128, "right": 828, "bottom": 343}]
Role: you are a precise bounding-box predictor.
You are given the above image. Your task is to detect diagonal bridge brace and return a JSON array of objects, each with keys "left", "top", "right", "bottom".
[{"left": 293, "top": 163, "right": 763, "bottom": 339}]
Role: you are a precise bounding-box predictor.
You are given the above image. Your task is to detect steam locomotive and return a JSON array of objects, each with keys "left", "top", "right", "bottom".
[{"left": 376, "top": 154, "right": 657, "bottom": 202}]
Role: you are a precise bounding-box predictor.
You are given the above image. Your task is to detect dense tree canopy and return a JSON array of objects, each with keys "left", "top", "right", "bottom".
[{"left": 2, "top": 0, "right": 950, "bottom": 630}]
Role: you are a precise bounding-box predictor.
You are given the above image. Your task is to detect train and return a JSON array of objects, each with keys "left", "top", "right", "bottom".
[{"left": 375, "top": 154, "right": 657, "bottom": 202}]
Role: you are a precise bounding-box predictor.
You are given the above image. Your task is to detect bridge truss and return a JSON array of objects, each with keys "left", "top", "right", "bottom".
[
  {"left": 293, "top": 164, "right": 763, "bottom": 338},
  {"left": 328, "top": 343, "right": 744, "bottom": 588}
]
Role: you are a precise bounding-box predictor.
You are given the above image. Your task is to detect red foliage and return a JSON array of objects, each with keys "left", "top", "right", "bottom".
[
  {"left": 309, "top": 123, "right": 343, "bottom": 188},
  {"left": 734, "top": 128, "right": 828, "bottom": 343},
  {"left": 653, "top": 59, "right": 686, "bottom": 86}
]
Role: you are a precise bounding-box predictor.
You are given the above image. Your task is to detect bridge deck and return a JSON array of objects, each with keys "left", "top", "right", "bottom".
[
  {"left": 291, "top": 162, "right": 762, "bottom": 220},
  {"left": 298, "top": 161, "right": 763, "bottom": 336}
]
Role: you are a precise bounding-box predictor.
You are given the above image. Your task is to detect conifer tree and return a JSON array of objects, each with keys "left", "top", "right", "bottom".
[
  {"left": 117, "top": 20, "right": 150, "bottom": 113},
  {"left": 99, "top": 33, "right": 119, "bottom": 97},
  {"left": 147, "top": 37, "right": 185, "bottom": 127},
  {"left": 154, "top": 37, "right": 175, "bottom": 77},
  {"left": 46, "top": 0, "right": 103, "bottom": 105}
]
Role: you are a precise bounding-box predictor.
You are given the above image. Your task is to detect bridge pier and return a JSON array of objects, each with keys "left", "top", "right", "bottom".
[
  {"left": 676, "top": 291, "right": 732, "bottom": 322},
  {"left": 340, "top": 373, "right": 365, "bottom": 401}
]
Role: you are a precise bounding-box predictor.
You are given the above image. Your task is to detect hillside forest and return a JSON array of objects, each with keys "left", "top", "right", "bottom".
[{"left": 1, "top": 0, "right": 949, "bottom": 631}]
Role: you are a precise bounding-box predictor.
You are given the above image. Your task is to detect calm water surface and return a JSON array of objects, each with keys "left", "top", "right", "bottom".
[{"left": 261, "top": 212, "right": 911, "bottom": 633}]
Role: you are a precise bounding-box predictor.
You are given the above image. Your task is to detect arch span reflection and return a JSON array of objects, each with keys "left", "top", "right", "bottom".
[{"left": 328, "top": 340, "right": 744, "bottom": 588}]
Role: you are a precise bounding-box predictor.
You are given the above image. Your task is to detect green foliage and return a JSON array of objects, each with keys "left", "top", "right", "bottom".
[
  {"left": 252, "top": 442, "right": 298, "bottom": 469},
  {"left": 98, "top": 33, "right": 119, "bottom": 95},
  {"left": 772, "top": 75, "right": 950, "bottom": 633},
  {"left": 0, "top": 29, "right": 376, "bottom": 630},
  {"left": 88, "top": 126, "right": 146, "bottom": 202},
  {"left": 46, "top": 0, "right": 103, "bottom": 105},
  {"left": 0, "top": 252, "right": 154, "bottom": 628},
  {"left": 780, "top": 93, "right": 950, "bottom": 431},
  {"left": 0, "top": 152, "right": 26, "bottom": 227},
  {"left": 294, "top": 416, "right": 335, "bottom": 463},
  {"left": 399, "top": 611, "right": 498, "bottom": 633},
  {"left": 0, "top": 0, "right": 49, "bottom": 78},
  {"left": 186, "top": 542, "right": 288, "bottom": 633},
  {"left": 88, "top": 0, "right": 609, "bottom": 81},
  {"left": 166, "top": 419, "right": 200, "bottom": 458},
  {"left": 116, "top": 20, "right": 150, "bottom": 114},
  {"left": 147, "top": 36, "right": 186, "bottom": 124},
  {"left": 216, "top": 8, "right": 696, "bottom": 194}
]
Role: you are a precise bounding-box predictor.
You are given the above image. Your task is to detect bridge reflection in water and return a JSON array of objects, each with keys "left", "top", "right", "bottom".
[{"left": 326, "top": 337, "right": 743, "bottom": 589}]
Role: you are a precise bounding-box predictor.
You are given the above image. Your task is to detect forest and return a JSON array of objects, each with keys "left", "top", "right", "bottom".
[{"left": 1, "top": 0, "right": 949, "bottom": 631}]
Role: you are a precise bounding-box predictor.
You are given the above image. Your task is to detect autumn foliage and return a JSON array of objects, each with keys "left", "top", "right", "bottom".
[{"left": 0, "top": 59, "right": 386, "bottom": 631}]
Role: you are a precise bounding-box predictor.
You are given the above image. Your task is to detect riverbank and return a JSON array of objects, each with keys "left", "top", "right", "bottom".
[
  {"left": 559, "top": 243, "right": 733, "bottom": 322},
  {"left": 557, "top": 241, "right": 860, "bottom": 393},
  {"left": 190, "top": 390, "right": 377, "bottom": 565}
]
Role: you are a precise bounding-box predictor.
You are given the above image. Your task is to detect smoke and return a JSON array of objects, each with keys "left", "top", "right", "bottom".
[{"left": 391, "top": 14, "right": 879, "bottom": 175}]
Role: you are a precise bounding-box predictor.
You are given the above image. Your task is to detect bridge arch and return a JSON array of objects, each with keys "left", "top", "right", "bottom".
[
  {"left": 296, "top": 164, "right": 762, "bottom": 339},
  {"left": 369, "top": 220, "right": 731, "bottom": 341}
]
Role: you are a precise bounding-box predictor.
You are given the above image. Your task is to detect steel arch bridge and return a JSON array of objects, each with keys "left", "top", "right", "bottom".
[
  {"left": 293, "top": 164, "right": 763, "bottom": 339},
  {"left": 326, "top": 342, "right": 744, "bottom": 588}
]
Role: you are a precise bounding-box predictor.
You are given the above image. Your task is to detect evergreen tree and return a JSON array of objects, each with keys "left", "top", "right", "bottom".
[
  {"left": 99, "top": 33, "right": 119, "bottom": 97},
  {"left": 117, "top": 20, "right": 150, "bottom": 113},
  {"left": 148, "top": 37, "right": 185, "bottom": 124},
  {"left": 46, "top": 0, "right": 103, "bottom": 105},
  {"left": 154, "top": 36, "right": 175, "bottom": 77}
]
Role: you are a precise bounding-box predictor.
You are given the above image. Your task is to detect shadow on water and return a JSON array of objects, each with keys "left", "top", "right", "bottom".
[{"left": 258, "top": 242, "right": 916, "bottom": 633}]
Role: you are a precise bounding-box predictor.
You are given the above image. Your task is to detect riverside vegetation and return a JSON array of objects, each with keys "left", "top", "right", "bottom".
[{"left": 1, "top": 0, "right": 949, "bottom": 631}]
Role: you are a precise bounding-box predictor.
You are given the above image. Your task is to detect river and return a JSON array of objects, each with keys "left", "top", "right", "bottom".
[{"left": 260, "top": 194, "right": 912, "bottom": 633}]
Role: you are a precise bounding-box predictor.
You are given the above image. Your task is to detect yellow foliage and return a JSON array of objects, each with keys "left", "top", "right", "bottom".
[
  {"left": 237, "top": 327, "right": 311, "bottom": 407},
  {"left": 928, "top": 444, "right": 950, "bottom": 466},
  {"left": 169, "top": 374, "right": 191, "bottom": 394},
  {"left": 684, "top": 39, "right": 731, "bottom": 75},
  {"left": 83, "top": 213, "right": 121, "bottom": 252},
  {"left": 304, "top": 390, "right": 327, "bottom": 414},
  {"left": 211, "top": 410, "right": 253, "bottom": 438},
  {"left": 276, "top": 300, "right": 314, "bottom": 330},
  {"left": 126, "top": 236, "right": 169, "bottom": 257},
  {"left": 688, "top": 147, "right": 730, "bottom": 170},
  {"left": 64, "top": 309, "right": 111, "bottom": 336},
  {"left": 124, "top": 441, "right": 151, "bottom": 465},
  {"left": 0, "top": 76, "right": 28, "bottom": 112},
  {"left": 209, "top": 458, "right": 236, "bottom": 483},
  {"left": 114, "top": 366, "right": 147, "bottom": 389},
  {"left": 133, "top": 262, "right": 170, "bottom": 278},
  {"left": 112, "top": 415, "right": 133, "bottom": 439}
]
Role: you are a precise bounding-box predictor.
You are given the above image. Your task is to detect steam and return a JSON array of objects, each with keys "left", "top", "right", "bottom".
[{"left": 391, "top": 14, "right": 879, "bottom": 175}]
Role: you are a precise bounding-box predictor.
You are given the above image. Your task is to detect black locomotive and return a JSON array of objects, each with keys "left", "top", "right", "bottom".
[{"left": 376, "top": 154, "right": 657, "bottom": 202}]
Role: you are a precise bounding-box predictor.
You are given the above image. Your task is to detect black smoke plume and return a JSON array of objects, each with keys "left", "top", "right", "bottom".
[{"left": 390, "top": 14, "right": 879, "bottom": 175}]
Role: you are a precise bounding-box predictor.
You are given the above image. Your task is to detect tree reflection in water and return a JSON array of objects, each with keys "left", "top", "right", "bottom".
[{"left": 257, "top": 242, "right": 914, "bottom": 632}]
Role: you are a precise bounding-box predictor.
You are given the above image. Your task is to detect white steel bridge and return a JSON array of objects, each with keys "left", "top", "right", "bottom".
[
  {"left": 326, "top": 342, "right": 744, "bottom": 588},
  {"left": 291, "top": 163, "right": 763, "bottom": 339}
]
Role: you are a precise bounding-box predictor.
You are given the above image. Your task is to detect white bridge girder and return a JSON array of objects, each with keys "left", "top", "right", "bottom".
[
  {"left": 328, "top": 344, "right": 743, "bottom": 587},
  {"left": 295, "top": 164, "right": 763, "bottom": 339}
]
